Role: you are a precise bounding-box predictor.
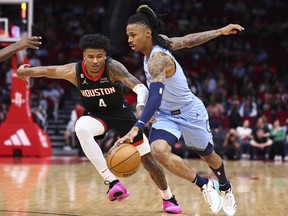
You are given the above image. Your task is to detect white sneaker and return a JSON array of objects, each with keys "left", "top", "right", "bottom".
[
  {"left": 284, "top": 156, "right": 288, "bottom": 161},
  {"left": 202, "top": 179, "right": 222, "bottom": 214},
  {"left": 220, "top": 187, "right": 237, "bottom": 216}
]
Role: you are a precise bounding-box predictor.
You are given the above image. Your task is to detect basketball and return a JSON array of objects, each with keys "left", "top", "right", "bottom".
[{"left": 106, "top": 144, "right": 141, "bottom": 178}]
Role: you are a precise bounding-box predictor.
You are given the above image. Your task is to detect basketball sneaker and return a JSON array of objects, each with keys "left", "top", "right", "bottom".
[
  {"left": 220, "top": 187, "right": 236, "bottom": 216},
  {"left": 201, "top": 179, "right": 222, "bottom": 214},
  {"left": 162, "top": 195, "right": 182, "bottom": 214},
  {"left": 106, "top": 180, "right": 129, "bottom": 202}
]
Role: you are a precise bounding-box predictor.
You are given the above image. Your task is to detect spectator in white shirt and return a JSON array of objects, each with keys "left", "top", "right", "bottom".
[{"left": 236, "top": 119, "right": 252, "bottom": 159}]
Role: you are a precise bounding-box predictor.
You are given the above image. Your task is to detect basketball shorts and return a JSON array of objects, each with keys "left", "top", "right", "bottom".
[
  {"left": 151, "top": 96, "right": 214, "bottom": 151},
  {"left": 85, "top": 106, "right": 150, "bottom": 156}
]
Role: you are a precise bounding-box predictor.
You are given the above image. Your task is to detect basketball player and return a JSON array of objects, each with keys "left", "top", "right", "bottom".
[
  {"left": 17, "top": 34, "right": 182, "bottom": 214},
  {"left": 0, "top": 35, "right": 41, "bottom": 62},
  {"left": 116, "top": 5, "right": 244, "bottom": 215}
]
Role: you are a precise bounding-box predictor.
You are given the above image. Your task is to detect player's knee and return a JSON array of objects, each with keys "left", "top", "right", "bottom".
[
  {"left": 75, "top": 117, "right": 90, "bottom": 139},
  {"left": 151, "top": 141, "right": 171, "bottom": 162}
]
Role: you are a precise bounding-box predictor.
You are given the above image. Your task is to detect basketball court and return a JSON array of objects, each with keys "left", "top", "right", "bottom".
[
  {"left": 0, "top": 1, "right": 287, "bottom": 216},
  {"left": 0, "top": 157, "right": 287, "bottom": 216}
]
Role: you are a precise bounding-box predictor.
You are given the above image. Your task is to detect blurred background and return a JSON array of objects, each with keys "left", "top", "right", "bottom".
[{"left": 0, "top": 0, "right": 288, "bottom": 161}]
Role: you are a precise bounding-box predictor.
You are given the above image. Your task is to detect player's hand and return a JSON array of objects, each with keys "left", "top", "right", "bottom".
[
  {"left": 17, "top": 64, "right": 30, "bottom": 85},
  {"left": 16, "top": 36, "right": 42, "bottom": 50},
  {"left": 149, "top": 115, "right": 157, "bottom": 123},
  {"left": 220, "top": 24, "right": 244, "bottom": 35},
  {"left": 115, "top": 126, "right": 140, "bottom": 145}
]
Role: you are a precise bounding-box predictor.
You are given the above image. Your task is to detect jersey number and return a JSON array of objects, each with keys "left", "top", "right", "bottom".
[{"left": 99, "top": 98, "right": 107, "bottom": 107}]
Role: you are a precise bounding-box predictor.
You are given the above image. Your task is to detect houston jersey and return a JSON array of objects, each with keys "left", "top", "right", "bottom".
[
  {"left": 143, "top": 45, "right": 195, "bottom": 111},
  {"left": 76, "top": 57, "right": 125, "bottom": 114}
]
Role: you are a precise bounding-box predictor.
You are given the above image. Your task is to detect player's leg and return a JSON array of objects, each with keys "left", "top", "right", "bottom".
[
  {"left": 184, "top": 96, "right": 236, "bottom": 215},
  {"left": 150, "top": 128, "right": 222, "bottom": 214},
  {"left": 150, "top": 133, "right": 195, "bottom": 181},
  {"left": 75, "top": 115, "right": 128, "bottom": 202},
  {"left": 138, "top": 134, "right": 182, "bottom": 214},
  {"left": 112, "top": 107, "right": 182, "bottom": 214},
  {"left": 151, "top": 110, "right": 222, "bottom": 214},
  {"left": 200, "top": 149, "right": 236, "bottom": 215}
]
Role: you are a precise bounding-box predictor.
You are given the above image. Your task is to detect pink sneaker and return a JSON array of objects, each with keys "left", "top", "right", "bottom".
[
  {"left": 162, "top": 195, "right": 182, "bottom": 214},
  {"left": 106, "top": 180, "right": 129, "bottom": 202}
]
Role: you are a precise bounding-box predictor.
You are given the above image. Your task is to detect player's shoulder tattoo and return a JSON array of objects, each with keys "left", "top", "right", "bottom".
[
  {"left": 107, "top": 59, "right": 137, "bottom": 86},
  {"left": 148, "top": 52, "right": 174, "bottom": 81},
  {"left": 107, "top": 59, "right": 128, "bottom": 82}
]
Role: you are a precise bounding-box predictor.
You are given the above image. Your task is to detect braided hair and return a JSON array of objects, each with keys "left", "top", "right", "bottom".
[{"left": 127, "top": 5, "right": 172, "bottom": 51}]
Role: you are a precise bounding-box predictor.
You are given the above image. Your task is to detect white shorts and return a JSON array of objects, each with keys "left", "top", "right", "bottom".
[
  {"left": 76, "top": 115, "right": 151, "bottom": 156},
  {"left": 135, "top": 134, "right": 151, "bottom": 156},
  {"left": 152, "top": 96, "right": 214, "bottom": 151}
]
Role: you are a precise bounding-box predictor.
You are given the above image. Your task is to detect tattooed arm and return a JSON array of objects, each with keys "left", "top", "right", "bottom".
[
  {"left": 161, "top": 23, "right": 244, "bottom": 51},
  {"left": 107, "top": 58, "right": 142, "bottom": 90},
  {"left": 148, "top": 52, "right": 176, "bottom": 80},
  {"left": 107, "top": 58, "right": 149, "bottom": 117}
]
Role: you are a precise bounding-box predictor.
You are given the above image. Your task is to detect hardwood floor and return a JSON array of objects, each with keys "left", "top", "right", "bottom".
[{"left": 0, "top": 157, "right": 287, "bottom": 216}]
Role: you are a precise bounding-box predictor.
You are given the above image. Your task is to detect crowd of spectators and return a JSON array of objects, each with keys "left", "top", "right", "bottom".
[{"left": 0, "top": 0, "right": 287, "bottom": 160}]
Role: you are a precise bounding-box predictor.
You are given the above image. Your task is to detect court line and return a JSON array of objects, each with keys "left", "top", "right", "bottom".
[{"left": 0, "top": 210, "right": 82, "bottom": 216}]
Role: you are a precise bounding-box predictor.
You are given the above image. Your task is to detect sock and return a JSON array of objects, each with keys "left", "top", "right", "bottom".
[
  {"left": 161, "top": 186, "right": 173, "bottom": 200},
  {"left": 192, "top": 174, "right": 208, "bottom": 188},
  {"left": 100, "top": 167, "right": 118, "bottom": 183},
  {"left": 219, "top": 181, "right": 231, "bottom": 191},
  {"left": 209, "top": 162, "right": 231, "bottom": 191}
]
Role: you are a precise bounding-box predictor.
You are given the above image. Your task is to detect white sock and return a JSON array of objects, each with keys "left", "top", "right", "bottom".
[{"left": 160, "top": 186, "right": 173, "bottom": 200}]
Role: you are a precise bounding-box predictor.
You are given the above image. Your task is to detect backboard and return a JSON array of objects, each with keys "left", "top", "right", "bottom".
[{"left": 0, "top": 0, "right": 33, "bottom": 43}]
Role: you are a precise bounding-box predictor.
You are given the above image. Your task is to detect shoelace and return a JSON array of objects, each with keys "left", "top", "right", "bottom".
[
  {"left": 163, "top": 195, "right": 178, "bottom": 205},
  {"left": 104, "top": 180, "right": 110, "bottom": 186},
  {"left": 203, "top": 188, "right": 214, "bottom": 205},
  {"left": 104, "top": 180, "right": 118, "bottom": 194},
  {"left": 104, "top": 181, "right": 111, "bottom": 194},
  {"left": 223, "top": 190, "right": 235, "bottom": 206}
]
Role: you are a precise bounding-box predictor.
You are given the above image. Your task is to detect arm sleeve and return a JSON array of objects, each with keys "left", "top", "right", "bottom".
[
  {"left": 134, "top": 82, "right": 164, "bottom": 129},
  {"left": 132, "top": 83, "right": 149, "bottom": 107}
]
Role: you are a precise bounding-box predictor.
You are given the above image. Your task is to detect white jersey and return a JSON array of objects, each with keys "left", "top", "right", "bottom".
[{"left": 143, "top": 45, "right": 195, "bottom": 112}]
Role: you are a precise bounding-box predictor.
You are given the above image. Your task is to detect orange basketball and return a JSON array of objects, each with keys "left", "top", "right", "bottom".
[{"left": 106, "top": 144, "right": 141, "bottom": 178}]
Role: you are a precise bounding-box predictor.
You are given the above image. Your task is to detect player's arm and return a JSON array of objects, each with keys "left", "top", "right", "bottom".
[
  {"left": 107, "top": 59, "right": 149, "bottom": 111},
  {"left": 17, "top": 63, "right": 77, "bottom": 86},
  {"left": 134, "top": 52, "right": 170, "bottom": 130},
  {"left": 161, "top": 24, "right": 244, "bottom": 51},
  {"left": 0, "top": 36, "right": 42, "bottom": 62},
  {"left": 115, "top": 53, "right": 171, "bottom": 144}
]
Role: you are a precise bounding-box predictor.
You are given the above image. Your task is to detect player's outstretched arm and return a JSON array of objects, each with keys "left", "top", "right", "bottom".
[
  {"left": 161, "top": 24, "right": 244, "bottom": 51},
  {"left": 0, "top": 36, "right": 42, "bottom": 62},
  {"left": 16, "top": 63, "right": 77, "bottom": 85}
]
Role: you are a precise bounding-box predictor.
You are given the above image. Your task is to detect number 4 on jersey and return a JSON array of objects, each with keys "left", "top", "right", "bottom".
[{"left": 99, "top": 98, "right": 107, "bottom": 107}]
